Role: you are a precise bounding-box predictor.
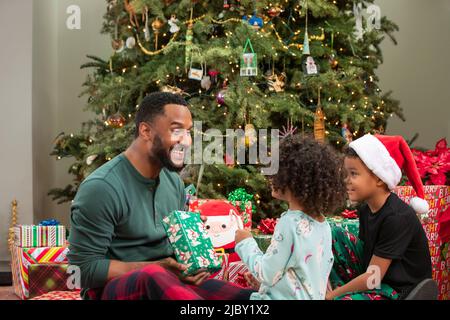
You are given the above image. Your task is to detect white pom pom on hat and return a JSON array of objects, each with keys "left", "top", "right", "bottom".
[{"left": 349, "top": 134, "right": 430, "bottom": 214}]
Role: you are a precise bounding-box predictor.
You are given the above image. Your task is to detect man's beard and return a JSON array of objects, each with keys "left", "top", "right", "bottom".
[{"left": 150, "top": 135, "right": 186, "bottom": 172}]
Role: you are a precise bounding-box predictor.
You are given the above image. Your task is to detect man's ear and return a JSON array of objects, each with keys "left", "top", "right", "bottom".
[{"left": 138, "top": 122, "right": 154, "bottom": 142}]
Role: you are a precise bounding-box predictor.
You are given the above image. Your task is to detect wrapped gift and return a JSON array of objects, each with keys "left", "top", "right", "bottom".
[
  {"left": 327, "top": 217, "right": 359, "bottom": 237},
  {"left": 14, "top": 224, "right": 66, "bottom": 247},
  {"left": 214, "top": 261, "right": 251, "bottom": 288},
  {"left": 188, "top": 199, "right": 252, "bottom": 262},
  {"left": 395, "top": 185, "right": 450, "bottom": 300},
  {"left": 162, "top": 211, "right": 222, "bottom": 276},
  {"left": 28, "top": 264, "right": 72, "bottom": 299},
  {"left": 10, "top": 245, "right": 69, "bottom": 299},
  {"left": 188, "top": 199, "right": 252, "bottom": 229}
]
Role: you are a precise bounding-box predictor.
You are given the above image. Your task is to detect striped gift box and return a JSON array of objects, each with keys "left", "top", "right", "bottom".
[
  {"left": 10, "top": 245, "right": 69, "bottom": 299},
  {"left": 14, "top": 225, "right": 66, "bottom": 247}
]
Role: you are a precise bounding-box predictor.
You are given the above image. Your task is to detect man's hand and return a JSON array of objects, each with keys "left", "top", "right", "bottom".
[
  {"left": 157, "top": 257, "right": 210, "bottom": 286},
  {"left": 235, "top": 229, "right": 252, "bottom": 244}
]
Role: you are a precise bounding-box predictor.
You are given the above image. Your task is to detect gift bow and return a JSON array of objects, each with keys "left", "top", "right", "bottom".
[
  {"left": 341, "top": 209, "right": 358, "bottom": 219},
  {"left": 257, "top": 218, "right": 278, "bottom": 234},
  {"left": 38, "top": 219, "right": 61, "bottom": 226}
]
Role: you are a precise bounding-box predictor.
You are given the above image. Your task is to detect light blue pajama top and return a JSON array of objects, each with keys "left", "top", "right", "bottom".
[{"left": 235, "top": 210, "right": 334, "bottom": 300}]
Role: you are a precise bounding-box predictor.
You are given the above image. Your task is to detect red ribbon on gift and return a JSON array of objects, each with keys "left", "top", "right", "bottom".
[
  {"left": 257, "top": 218, "right": 278, "bottom": 234},
  {"left": 341, "top": 209, "right": 358, "bottom": 219}
]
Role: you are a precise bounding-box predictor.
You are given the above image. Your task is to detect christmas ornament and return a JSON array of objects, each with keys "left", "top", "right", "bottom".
[
  {"left": 168, "top": 14, "right": 180, "bottom": 33},
  {"left": 86, "top": 154, "right": 98, "bottom": 166},
  {"left": 107, "top": 113, "right": 126, "bottom": 128},
  {"left": 314, "top": 89, "right": 325, "bottom": 143},
  {"left": 201, "top": 70, "right": 212, "bottom": 90},
  {"left": 152, "top": 18, "right": 164, "bottom": 49},
  {"left": 112, "top": 39, "right": 124, "bottom": 52},
  {"left": 240, "top": 38, "right": 258, "bottom": 77},
  {"left": 208, "top": 69, "right": 219, "bottom": 83},
  {"left": 126, "top": 36, "right": 136, "bottom": 49},
  {"left": 243, "top": 14, "right": 263, "bottom": 30},
  {"left": 223, "top": 0, "right": 230, "bottom": 9},
  {"left": 244, "top": 123, "right": 257, "bottom": 147},
  {"left": 216, "top": 89, "right": 227, "bottom": 105},
  {"left": 143, "top": 6, "right": 150, "bottom": 42},
  {"left": 302, "top": 30, "right": 310, "bottom": 55},
  {"left": 160, "top": 85, "right": 190, "bottom": 96},
  {"left": 112, "top": 17, "right": 124, "bottom": 52},
  {"left": 341, "top": 123, "right": 353, "bottom": 143},
  {"left": 266, "top": 72, "right": 286, "bottom": 92},
  {"left": 329, "top": 53, "right": 339, "bottom": 69},
  {"left": 302, "top": 1, "right": 310, "bottom": 55},
  {"left": 303, "top": 56, "right": 319, "bottom": 75},
  {"left": 224, "top": 153, "right": 234, "bottom": 168},
  {"left": 124, "top": 0, "right": 143, "bottom": 28},
  {"left": 267, "top": 6, "right": 283, "bottom": 18},
  {"left": 185, "top": 23, "right": 194, "bottom": 70},
  {"left": 188, "top": 49, "right": 204, "bottom": 81},
  {"left": 279, "top": 118, "right": 298, "bottom": 139}
]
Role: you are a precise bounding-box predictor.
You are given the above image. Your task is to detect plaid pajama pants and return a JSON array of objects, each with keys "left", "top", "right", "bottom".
[{"left": 87, "top": 264, "right": 254, "bottom": 300}]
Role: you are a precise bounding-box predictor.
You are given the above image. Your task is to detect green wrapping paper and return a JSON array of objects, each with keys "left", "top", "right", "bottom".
[
  {"left": 327, "top": 217, "right": 360, "bottom": 237},
  {"left": 162, "top": 211, "right": 222, "bottom": 276}
]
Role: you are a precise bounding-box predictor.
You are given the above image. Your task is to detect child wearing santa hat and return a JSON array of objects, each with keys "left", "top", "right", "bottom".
[{"left": 326, "top": 134, "right": 432, "bottom": 300}]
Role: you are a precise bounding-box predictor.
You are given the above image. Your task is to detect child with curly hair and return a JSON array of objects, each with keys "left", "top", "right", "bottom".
[{"left": 235, "top": 135, "right": 347, "bottom": 300}]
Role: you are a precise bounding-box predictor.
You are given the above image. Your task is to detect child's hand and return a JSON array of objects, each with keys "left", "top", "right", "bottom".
[{"left": 235, "top": 229, "right": 252, "bottom": 244}]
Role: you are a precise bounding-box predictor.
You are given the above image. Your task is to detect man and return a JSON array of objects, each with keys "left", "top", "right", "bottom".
[{"left": 68, "top": 92, "right": 253, "bottom": 300}]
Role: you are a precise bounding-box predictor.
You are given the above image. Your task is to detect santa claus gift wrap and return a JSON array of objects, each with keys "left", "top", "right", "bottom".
[
  {"left": 188, "top": 200, "right": 252, "bottom": 262},
  {"left": 162, "top": 210, "right": 222, "bottom": 276}
]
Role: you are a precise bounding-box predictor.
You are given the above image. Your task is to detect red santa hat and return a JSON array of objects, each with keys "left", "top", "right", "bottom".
[{"left": 349, "top": 134, "right": 429, "bottom": 214}]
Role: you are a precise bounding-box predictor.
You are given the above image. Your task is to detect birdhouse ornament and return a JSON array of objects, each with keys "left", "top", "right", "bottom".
[{"left": 240, "top": 38, "right": 258, "bottom": 76}]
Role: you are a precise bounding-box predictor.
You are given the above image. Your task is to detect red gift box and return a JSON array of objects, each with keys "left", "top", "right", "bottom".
[
  {"left": 394, "top": 185, "right": 450, "bottom": 300},
  {"left": 28, "top": 264, "right": 74, "bottom": 299}
]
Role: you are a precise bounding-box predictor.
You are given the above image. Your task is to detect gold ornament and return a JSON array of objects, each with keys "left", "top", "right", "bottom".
[
  {"left": 314, "top": 89, "right": 325, "bottom": 143},
  {"left": 244, "top": 123, "right": 257, "bottom": 147},
  {"left": 266, "top": 72, "right": 286, "bottom": 92},
  {"left": 152, "top": 18, "right": 164, "bottom": 50},
  {"left": 107, "top": 113, "right": 126, "bottom": 128}
]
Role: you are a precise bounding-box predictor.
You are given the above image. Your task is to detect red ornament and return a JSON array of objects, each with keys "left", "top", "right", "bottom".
[
  {"left": 257, "top": 218, "right": 278, "bottom": 234},
  {"left": 267, "top": 6, "right": 282, "bottom": 17}
]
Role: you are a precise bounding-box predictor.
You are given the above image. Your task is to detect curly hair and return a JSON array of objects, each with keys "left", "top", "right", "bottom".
[{"left": 270, "top": 135, "right": 347, "bottom": 216}]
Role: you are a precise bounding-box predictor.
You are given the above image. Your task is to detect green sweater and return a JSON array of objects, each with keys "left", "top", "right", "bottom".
[{"left": 67, "top": 153, "right": 185, "bottom": 294}]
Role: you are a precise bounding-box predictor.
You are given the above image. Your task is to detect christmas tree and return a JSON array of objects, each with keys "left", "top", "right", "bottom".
[{"left": 50, "top": 0, "right": 402, "bottom": 221}]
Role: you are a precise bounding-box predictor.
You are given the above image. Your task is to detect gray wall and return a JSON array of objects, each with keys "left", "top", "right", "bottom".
[
  {"left": 376, "top": 0, "right": 450, "bottom": 146},
  {"left": 0, "top": 0, "right": 34, "bottom": 270}
]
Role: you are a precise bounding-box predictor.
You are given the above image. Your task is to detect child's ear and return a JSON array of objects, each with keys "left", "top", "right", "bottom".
[{"left": 375, "top": 177, "right": 388, "bottom": 189}]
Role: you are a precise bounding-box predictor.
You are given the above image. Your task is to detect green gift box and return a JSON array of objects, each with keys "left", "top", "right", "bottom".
[
  {"left": 162, "top": 211, "right": 222, "bottom": 276},
  {"left": 327, "top": 217, "right": 360, "bottom": 237}
]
